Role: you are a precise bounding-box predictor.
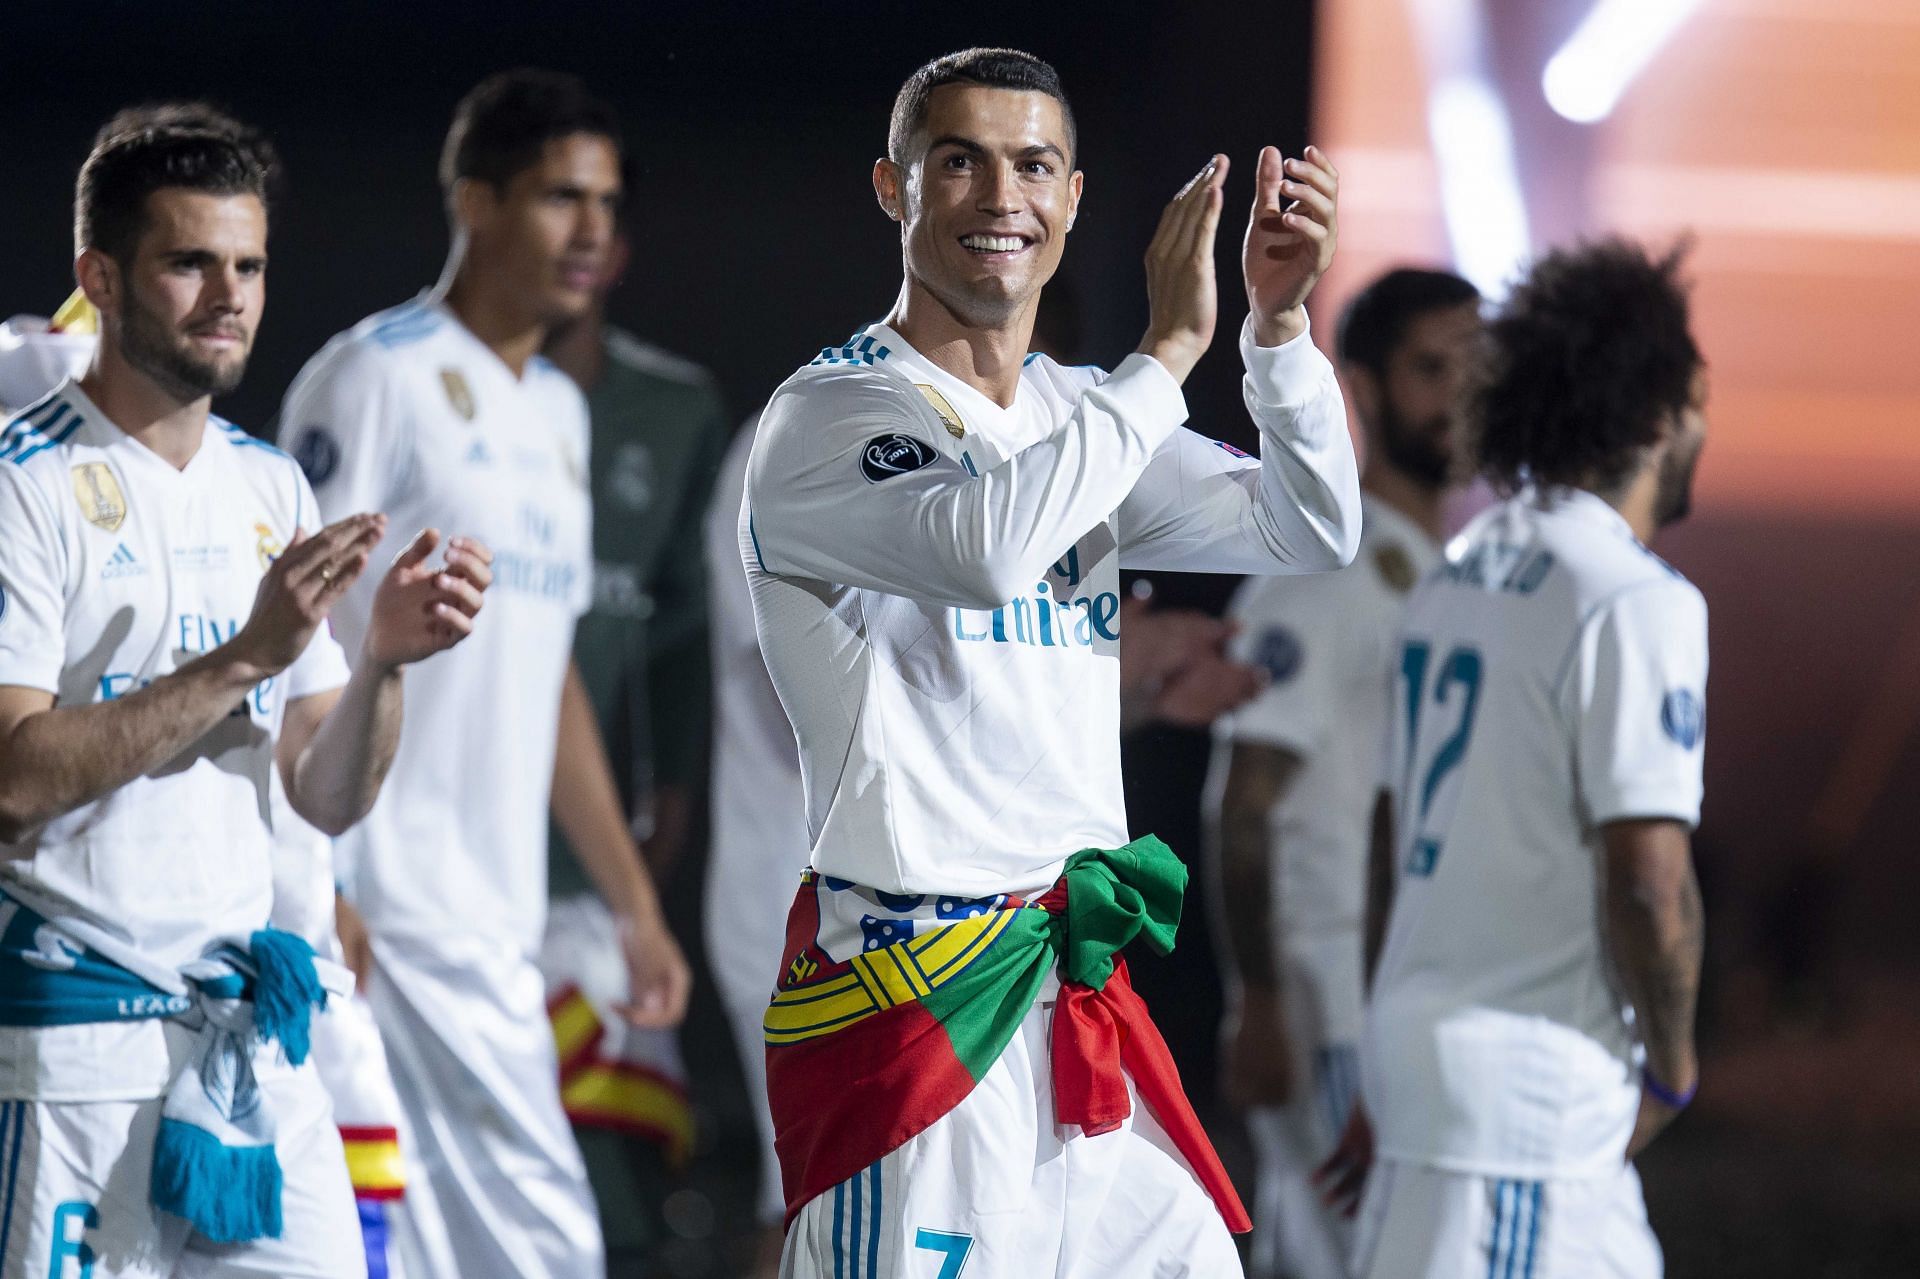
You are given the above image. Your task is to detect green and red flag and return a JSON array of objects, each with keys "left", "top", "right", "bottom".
[{"left": 763, "top": 836, "right": 1250, "bottom": 1233}]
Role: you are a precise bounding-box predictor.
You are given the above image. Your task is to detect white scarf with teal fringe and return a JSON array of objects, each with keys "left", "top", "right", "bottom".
[{"left": 0, "top": 875, "right": 350, "bottom": 1242}]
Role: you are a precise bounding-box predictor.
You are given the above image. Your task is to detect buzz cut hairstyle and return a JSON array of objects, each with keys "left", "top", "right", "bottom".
[
  {"left": 1336, "top": 267, "right": 1481, "bottom": 375},
  {"left": 888, "top": 48, "right": 1076, "bottom": 168},
  {"left": 74, "top": 103, "right": 278, "bottom": 261},
  {"left": 440, "top": 68, "right": 623, "bottom": 193},
  {"left": 1467, "top": 238, "right": 1701, "bottom": 497}
]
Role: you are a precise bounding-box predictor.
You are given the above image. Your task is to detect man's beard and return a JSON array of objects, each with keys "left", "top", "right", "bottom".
[
  {"left": 1374, "top": 398, "right": 1453, "bottom": 489},
  {"left": 119, "top": 290, "right": 247, "bottom": 401},
  {"left": 1654, "top": 434, "right": 1702, "bottom": 527}
]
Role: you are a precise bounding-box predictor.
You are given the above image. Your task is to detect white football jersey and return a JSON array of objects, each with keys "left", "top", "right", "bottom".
[
  {"left": 280, "top": 293, "right": 593, "bottom": 956},
  {"left": 1207, "top": 495, "right": 1441, "bottom": 1040},
  {"left": 1363, "top": 488, "right": 1709, "bottom": 1179},
  {"left": 707, "top": 419, "right": 810, "bottom": 896},
  {"left": 0, "top": 381, "right": 350, "bottom": 1098},
  {"left": 744, "top": 317, "right": 1361, "bottom": 896}
]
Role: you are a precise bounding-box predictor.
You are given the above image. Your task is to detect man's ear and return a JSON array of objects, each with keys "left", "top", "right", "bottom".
[
  {"left": 74, "top": 248, "right": 116, "bottom": 318},
  {"left": 449, "top": 176, "right": 494, "bottom": 239},
  {"left": 872, "top": 158, "right": 905, "bottom": 223},
  {"left": 1065, "top": 169, "right": 1085, "bottom": 232},
  {"left": 1341, "top": 361, "right": 1382, "bottom": 426}
]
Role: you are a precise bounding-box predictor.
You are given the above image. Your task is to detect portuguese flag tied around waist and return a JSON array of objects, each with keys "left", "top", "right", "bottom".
[{"left": 763, "top": 835, "right": 1250, "bottom": 1233}]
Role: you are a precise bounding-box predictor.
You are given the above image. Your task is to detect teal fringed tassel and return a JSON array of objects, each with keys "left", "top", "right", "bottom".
[
  {"left": 246, "top": 928, "right": 326, "bottom": 1066},
  {"left": 152, "top": 1117, "right": 284, "bottom": 1243}
]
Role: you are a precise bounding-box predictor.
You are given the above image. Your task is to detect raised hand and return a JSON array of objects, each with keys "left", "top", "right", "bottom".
[
  {"left": 362, "top": 530, "right": 492, "bottom": 671},
  {"left": 1137, "top": 154, "right": 1230, "bottom": 385},
  {"left": 1244, "top": 145, "right": 1339, "bottom": 347},
  {"left": 233, "top": 513, "right": 386, "bottom": 675}
]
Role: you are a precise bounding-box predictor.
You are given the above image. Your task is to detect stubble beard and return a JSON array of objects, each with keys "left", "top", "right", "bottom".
[{"left": 118, "top": 288, "right": 247, "bottom": 401}]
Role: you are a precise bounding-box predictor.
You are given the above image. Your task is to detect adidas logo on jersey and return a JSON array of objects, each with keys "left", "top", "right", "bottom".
[{"left": 100, "top": 542, "right": 146, "bottom": 581}]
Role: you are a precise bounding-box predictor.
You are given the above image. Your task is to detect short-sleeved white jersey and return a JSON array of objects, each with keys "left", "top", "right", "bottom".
[
  {"left": 744, "top": 317, "right": 1361, "bottom": 896},
  {"left": 1363, "top": 488, "right": 1709, "bottom": 1179},
  {"left": 706, "top": 418, "right": 810, "bottom": 889},
  {"left": 280, "top": 293, "right": 592, "bottom": 955},
  {"left": 1207, "top": 495, "right": 1440, "bottom": 1027},
  {"left": 0, "top": 381, "right": 350, "bottom": 1099}
]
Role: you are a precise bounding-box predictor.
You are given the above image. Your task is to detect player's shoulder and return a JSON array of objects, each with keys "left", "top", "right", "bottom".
[
  {"left": 765, "top": 330, "right": 940, "bottom": 444},
  {"left": 0, "top": 387, "right": 93, "bottom": 501},
  {"left": 1018, "top": 350, "right": 1107, "bottom": 398},
  {"left": 602, "top": 327, "right": 719, "bottom": 392},
  {"left": 292, "top": 296, "right": 452, "bottom": 389}
]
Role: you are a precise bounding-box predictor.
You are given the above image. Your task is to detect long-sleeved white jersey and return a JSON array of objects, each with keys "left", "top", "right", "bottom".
[{"left": 742, "top": 316, "right": 1361, "bottom": 897}]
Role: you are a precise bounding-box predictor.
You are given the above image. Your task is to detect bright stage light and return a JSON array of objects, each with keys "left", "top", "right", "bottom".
[
  {"left": 1428, "top": 74, "right": 1531, "bottom": 299},
  {"left": 1543, "top": 0, "right": 1706, "bottom": 124}
]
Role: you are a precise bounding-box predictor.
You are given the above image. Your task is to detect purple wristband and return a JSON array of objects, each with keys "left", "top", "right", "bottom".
[{"left": 1642, "top": 1066, "right": 1697, "bottom": 1110}]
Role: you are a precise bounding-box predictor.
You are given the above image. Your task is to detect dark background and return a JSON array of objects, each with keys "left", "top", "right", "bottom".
[{"left": 7, "top": 3, "right": 1919, "bottom": 1275}]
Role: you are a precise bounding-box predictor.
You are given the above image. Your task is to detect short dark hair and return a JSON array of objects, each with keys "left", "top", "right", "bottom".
[
  {"left": 440, "top": 69, "right": 622, "bottom": 192},
  {"left": 75, "top": 103, "right": 277, "bottom": 260},
  {"left": 1468, "top": 238, "right": 1700, "bottom": 496},
  {"left": 889, "top": 48, "right": 1076, "bottom": 166},
  {"left": 1336, "top": 267, "right": 1479, "bottom": 374}
]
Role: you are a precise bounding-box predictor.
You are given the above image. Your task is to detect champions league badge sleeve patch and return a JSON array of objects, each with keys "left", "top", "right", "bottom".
[{"left": 860, "top": 434, "right": 937, "bottom": 484}]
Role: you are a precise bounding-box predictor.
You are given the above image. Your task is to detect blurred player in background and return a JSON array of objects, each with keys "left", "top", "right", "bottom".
[
  {"left": 1206, "top": 266, "right": 1477, "bottom": 1278},
  {"left": 0, "top": 104, "right": 485, "bottom": 1278},
  {"left": 1320, "top": 240, "right": 1710, "bottom": 1278},
  {"left": 539, "top": 222, "right": 730, "bottom": 1272},
  {"left": 746, "top": 47, "right": 1359, "bottom": 1276},
  {"left": 280, "top": 70, "right": 690, "bottom": 1279}
]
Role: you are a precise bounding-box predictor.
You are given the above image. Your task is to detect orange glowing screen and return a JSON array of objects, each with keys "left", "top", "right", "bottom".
[{"left": 1312, "top": 0, "right": 1920, "bottom": 516}]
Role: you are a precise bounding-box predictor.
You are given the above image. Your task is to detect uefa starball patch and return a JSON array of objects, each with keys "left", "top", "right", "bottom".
[
  {"left": 860, "top": 434, "right": 937, "bottom": 483},
  {"left": 1661, "top": 689, "right": 1704, "bottom": 749}
]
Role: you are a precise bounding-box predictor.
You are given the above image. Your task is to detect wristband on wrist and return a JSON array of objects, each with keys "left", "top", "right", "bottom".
[{"left": 1642, "top": 1066, "right": 1697, "bottom": 1110}]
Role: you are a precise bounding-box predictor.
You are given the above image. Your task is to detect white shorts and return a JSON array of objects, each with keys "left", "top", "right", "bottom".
[
  {"left": 309, "top": 992, "right": 409, "bottom": 1279},
  {"left": 366, "top": 932, "right": 602, "bottom": 1279},
  {"left": 779, "top": 992, "right": 1243, "bottom": 1279},
  {"left": 0, "top": 1053, "right": 364, "bottom": 1279},
  {"left": 703, "top": 867, "right": 791, "bottom": 1227},
  {"left": 1246, "top": 940, "right": 1363, "bottom": 1279},
  {"left": 1352, "top": 1159, "right": 1661, "bottom": 1279}
]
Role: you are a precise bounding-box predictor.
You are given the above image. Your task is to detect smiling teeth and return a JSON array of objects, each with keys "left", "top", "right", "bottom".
[{"left": 962, "top": 235, "right": 1024, "bottom": 252}]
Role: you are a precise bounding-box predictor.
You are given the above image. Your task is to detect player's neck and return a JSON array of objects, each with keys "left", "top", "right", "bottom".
[
  {"left": 886, "top": 281, "right": 1035, "bottom": 409},
  {"left": 443, "top": 272, "right": 548, "bottom": 380},
  {"left": 78, "top": 344, "right": 208, "bottom": 471},
  {"left": 1604, "top": 468, "right": 1663, "bottom": 544},
  {"left": 1362, "top": 464, "right": 1447, "bottom": 544},
  {"left": 542, "top": 305, "right": 607, "bottom": 392}
]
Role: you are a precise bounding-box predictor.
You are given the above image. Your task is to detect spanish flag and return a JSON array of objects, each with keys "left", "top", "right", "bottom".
[{"left": 763, "top": 837, "right": 1249, "bottom": 1234}]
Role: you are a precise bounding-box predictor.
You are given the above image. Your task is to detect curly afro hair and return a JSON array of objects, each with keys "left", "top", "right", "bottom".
[{"left": 1467, "top": 238, "right": 1700, "bottom": 496}]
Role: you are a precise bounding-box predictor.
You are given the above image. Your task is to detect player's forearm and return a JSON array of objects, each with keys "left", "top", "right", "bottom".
[
  {"left": 289, "top": 661, "right": 404, "bottom": 837},
  {"left": 551, "top": 663, "right": 666, "bottom": 924},
  {"left": 1218, "top": 800, "right": 1283, "bottom": 991},
  {"left": 0, "top": 649, "right": 272, "bottom": 842},
  {"left": 1605, "top": 863, "right": 1704, "bottom": 1087},
  {"left": 1240, "top": 320, "right": 1362, "bottom": 573},
  {"left": 1363, "top": 791, "right": 1394, "bottom": 991}
]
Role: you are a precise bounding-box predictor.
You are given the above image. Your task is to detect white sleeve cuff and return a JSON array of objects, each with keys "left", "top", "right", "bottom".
[
  {"left": 1239, "top": 313, "right": 1336, "bottom": 410},
  {"left": 1104, "top": 351, "right": 1191, "bottom": 450}
]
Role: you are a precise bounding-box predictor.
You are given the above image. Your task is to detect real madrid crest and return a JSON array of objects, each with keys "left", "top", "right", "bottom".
[
  {"left": 913, "top": 384, "right": 966, "bottom": 439},
  {"left": 254, "top": 521, "right": 285, "bottom": 571},
  {"left": 1373, "top": 542, "right": 1417, "bottom": 593},
  {"left": 440, "top": 367, "right": 477, "bottom": 421},
  {"left": 71, "top": 462, "right": 128, "bottom": 532}
]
